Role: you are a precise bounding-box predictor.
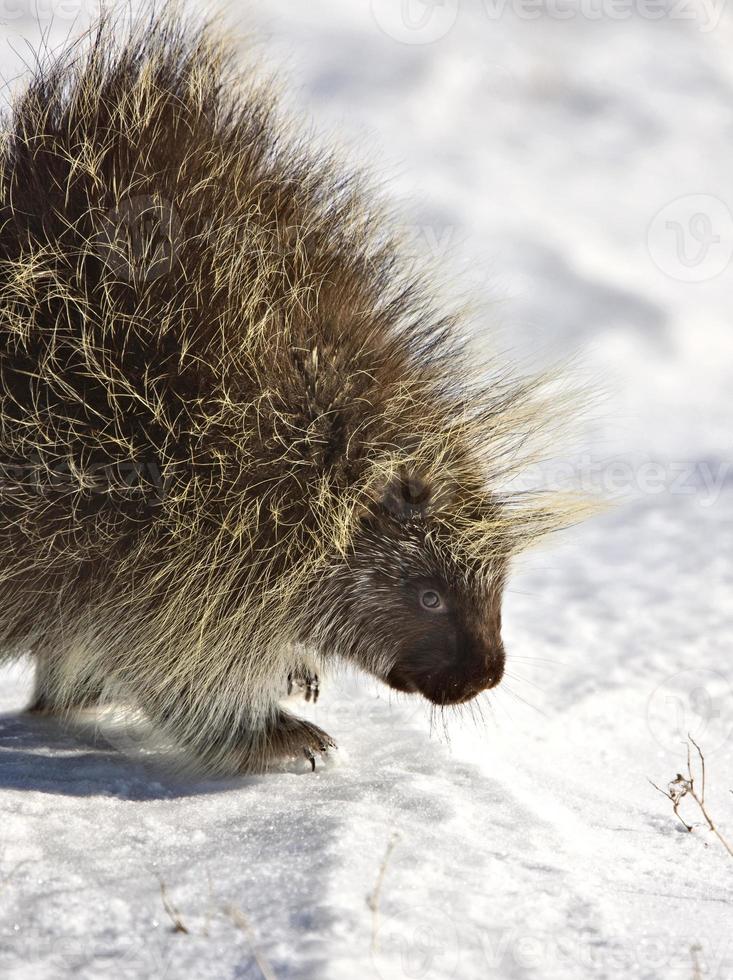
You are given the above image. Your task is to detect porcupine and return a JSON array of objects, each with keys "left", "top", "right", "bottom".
[{"left": 0, "top": 10, "right": 577, "bottom": 774}]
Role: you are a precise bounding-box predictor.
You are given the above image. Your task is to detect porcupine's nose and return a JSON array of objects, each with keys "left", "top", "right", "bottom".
[
  {"left": 484, "top": 643, "right": 506, "bottom": 689},
  {"left": 430, "top": 636, "right": 505, "bottom": 705}
]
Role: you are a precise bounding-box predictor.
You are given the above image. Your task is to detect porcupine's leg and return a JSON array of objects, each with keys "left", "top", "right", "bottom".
[
  {"left": 287, "top": 667, "right": 320, "bottom": 703},
  {"left": 26, "top": 653, "right": 57, "bottom": 715},
  {"left": 261, "top": 709, "right": 336, "bottom": 772},
  {"left": 27, "top": 647, "right": 105, "bottom": 715},
  {"left": 141, "top": 686, "right": 336, "bottom": 773},
  {"left": 200, "top": 708, "right": 336, "bottom": 774},
  {"left": 286, "top": 650, "right": 321, "bottom": 703}
]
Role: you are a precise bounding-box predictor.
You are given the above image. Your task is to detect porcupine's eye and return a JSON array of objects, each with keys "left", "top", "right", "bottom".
[{"left": 419, "top": 588, "right": 445, "bottom": 612}]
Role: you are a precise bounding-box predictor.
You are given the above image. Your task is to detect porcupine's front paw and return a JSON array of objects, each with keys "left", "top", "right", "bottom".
[
  {"left": 267, "top": 709, "right": 336, "bottom": 772},
  {"left": 287, "top": 667, "right": 320, "bottom": 702}
]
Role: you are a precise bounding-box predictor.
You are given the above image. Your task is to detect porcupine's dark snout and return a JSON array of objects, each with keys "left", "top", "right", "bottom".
[
  {"left": 386, "top": 629, "right": 506, "bottom": 706},
  {"left": 439, "top": 637, "right": 506, "bottom": 705}
]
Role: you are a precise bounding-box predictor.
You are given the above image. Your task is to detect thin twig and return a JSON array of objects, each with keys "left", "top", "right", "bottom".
[
  {"left": 650, "top": 736, "right": 733, "bottom": 859},
  {"left": 649, "top": 777, "right": 693, "bottom": 832},
  {"left": 368, "top": 831, "right": 400, "bottom": 953},
  {"left": 225, "top": 904, "right": 279, "bottom": 980},
  {"left": 688, "top": 737, "right": 733, "bottom": 859},
  {"left": 690, "top": 943, "right": 703, "bottom": 980},
  {"left": 696, "top": 737, "right": 706, "bottom": 803},
  {"left": 159, "top": 880, "right": 189, "bottom": 934}
]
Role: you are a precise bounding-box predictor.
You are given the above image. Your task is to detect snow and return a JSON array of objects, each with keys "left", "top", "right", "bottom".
[{"left": 1, "top": 2, "right": 732, "bottom": 978}]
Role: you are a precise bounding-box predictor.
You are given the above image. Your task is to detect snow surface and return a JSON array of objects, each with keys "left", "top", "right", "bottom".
[{"left": 1, "top": 2, "right": 732, "bottom": 978}]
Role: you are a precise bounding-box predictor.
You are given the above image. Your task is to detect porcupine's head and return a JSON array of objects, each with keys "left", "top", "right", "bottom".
[
  {"left": 306, "top": 425, "right": 551, "bottom": 707},
  {"left": 345, "top": 471, "right": 509, "bottom": 706}
]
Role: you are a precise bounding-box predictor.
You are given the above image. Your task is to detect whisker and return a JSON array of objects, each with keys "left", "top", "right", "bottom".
[
  {"left": 508, "top": 656, "right": 570, "bottom": 668},
  {"left": 497, "top": 684, "right": 548, "bottom": 718},
  {"left": 477, "top": 692, "right": 502, "bottom": 728},
  {"left": 503, "top": 670, "right": 545, "bottom": 693}
]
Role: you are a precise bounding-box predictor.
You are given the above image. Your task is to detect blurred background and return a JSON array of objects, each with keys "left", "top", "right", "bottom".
[{"left": 1, "top": 3, "right": 731, "bottom": 979}]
